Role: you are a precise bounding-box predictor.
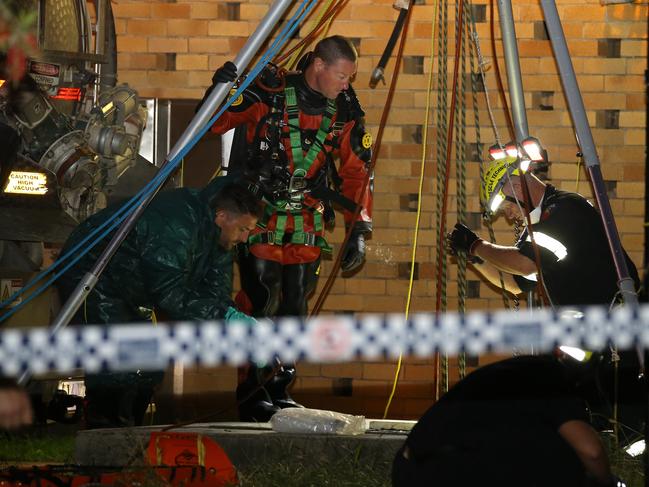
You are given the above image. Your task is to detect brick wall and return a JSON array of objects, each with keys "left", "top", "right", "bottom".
[{"left": 113, "top": 0, "right": 648, "bottom": 420}]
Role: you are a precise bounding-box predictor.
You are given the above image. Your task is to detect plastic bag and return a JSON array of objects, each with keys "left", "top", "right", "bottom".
[{"left": 270, "top": 407, "right": 367, "bottom": 435}]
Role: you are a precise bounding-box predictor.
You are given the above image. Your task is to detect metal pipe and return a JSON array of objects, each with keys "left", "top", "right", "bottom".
[
  {"left": 496, "top": 0, "right": 538, "bottom": 308},
  {"left": 496, "top": 0, "right": 528, "bottom": 142},
  {"left": 540, "top": 0, "right": 638, "bottom": 307},
  {"left": 47, "top": 0, "right": 295, "bottom": 339}
]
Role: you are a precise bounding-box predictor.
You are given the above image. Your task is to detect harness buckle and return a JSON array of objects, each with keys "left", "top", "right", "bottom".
[
  {"left": 304, "top": 233, "right": 316, "bottom": 246},
  {"left": 288, "top": 168, "right": 308, "bottom": 200}
]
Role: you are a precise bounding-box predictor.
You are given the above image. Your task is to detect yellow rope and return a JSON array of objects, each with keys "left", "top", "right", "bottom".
[{"left": 383, "top": 0, "right": 439, "bottom": 419}]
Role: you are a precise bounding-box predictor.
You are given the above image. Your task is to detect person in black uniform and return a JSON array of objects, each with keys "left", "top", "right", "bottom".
[
  {"left": 447, "top": 155, "right": 643, "bottom": 453},
  {"left": 392, "top": 355, "right": 625, "bottom": 487},
  {"left": 448, "top": 157, "right": 639, "bottom": 307},
  {"left": 198, "top": 36, "right": 373, "bottom": 421}
]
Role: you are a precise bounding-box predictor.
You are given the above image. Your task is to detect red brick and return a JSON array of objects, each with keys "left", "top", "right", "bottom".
[
  {"left": 127, "top": 19, "right": 167, "bottom": 36},
  {"left": 167, "top": 19, "right": 209, "bottom": 37},
  {"left": 176, "top": 54, "right": 208, "bottom": 71},
  {"left": 191, "top": 4, "right": 221, "bottom": 19},
  {"left": 151, "top": 4, "right": 191, "bottom": 19},
  {"left": 189, "top": 37, "right": 230, "bottom": 54},
  {"left": 207, "top": 21, "right": 251, "bottom": 37},
  {"left": 148, "top": 38, "right": 188, "bottom": 54},
  {"left": 112, "top": 3, "right": 151, "bottom": 18},
  {"left": 117, "top": 35, "right": 148, "bottom": 53}
]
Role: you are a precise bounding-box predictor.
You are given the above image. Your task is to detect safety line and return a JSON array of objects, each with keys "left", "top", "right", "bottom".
[
  {"left": 309, "top": 1, "right": 414, "bottom": 317},
  {"left": 382, "top": 0, "right": 439, "bottom": 421}
]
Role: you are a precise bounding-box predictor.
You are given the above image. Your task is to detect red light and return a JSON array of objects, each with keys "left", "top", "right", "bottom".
[
  {"left": 51, "top": 87, "right": 82, "bottom": 101},
  {"left": 488, "top": 144, "right": 506, "bottom": 161}
]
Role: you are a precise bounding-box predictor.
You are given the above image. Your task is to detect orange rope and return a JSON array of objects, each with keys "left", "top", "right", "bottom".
[
  {"left": 310, "top": 1, "right": 415, "bottom": 317},
  {"left": 275, "top": 0, "right": 349, "bottom": 66}
]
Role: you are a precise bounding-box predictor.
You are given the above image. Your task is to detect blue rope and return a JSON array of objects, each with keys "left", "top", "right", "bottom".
[{"left": 0, "top": 0, "right": 318, "bottom": 323}]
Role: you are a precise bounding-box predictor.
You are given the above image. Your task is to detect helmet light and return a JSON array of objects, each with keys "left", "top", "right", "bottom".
[{"left": 522, "top": 137, "right": 544, "bottom": 162}]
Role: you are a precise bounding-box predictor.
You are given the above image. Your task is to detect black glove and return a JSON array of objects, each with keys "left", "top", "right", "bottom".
[
  {"left": 196, "top": 61, "right": 239, "bottom": 112},
  {"left": 341, "top": 228, "right": 366, "bottom": 273},
  {"left": 447, "top": 223, "right": 482, "bottom": 256},
  {"left": 212, "top": 61, "right": 238, "bottom": 85}
]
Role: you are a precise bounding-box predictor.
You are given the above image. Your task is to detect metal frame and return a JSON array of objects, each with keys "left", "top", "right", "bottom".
[
  {"left": 496, "top": 0, "right": 638, "bottom": 308},
  {"left": 47, "top": 0, "right": 296, "bottom": 337}
]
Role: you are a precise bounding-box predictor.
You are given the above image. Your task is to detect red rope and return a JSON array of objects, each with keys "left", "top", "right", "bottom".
[
  {"left": 310, "top": 1, "right": 415, "bottom": 317},
  {"left": 275, "top": 0, "right": 349, "bottom": 66}
]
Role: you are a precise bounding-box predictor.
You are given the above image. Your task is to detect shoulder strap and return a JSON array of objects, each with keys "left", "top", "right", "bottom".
[{"left": 284, "top": 85, "right": 336, "bottom": 175}]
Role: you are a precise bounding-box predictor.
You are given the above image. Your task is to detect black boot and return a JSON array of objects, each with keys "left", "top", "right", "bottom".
[
  {"left": 266, "top": 364, "right": 304, "bottom": 410},
  {"left": 236, "top": 364, "right": 280, "bottom": 422}
]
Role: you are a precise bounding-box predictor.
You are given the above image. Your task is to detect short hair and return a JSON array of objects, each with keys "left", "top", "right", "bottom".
[
  {"left": 210, "top": 182, "right": 263, "bottom": 220},
  {"left": 312, "top": 36, "right": 357, "bottom": 65}
]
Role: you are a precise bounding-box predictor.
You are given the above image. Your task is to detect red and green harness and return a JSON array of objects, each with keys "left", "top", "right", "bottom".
[{"left": 248, "top": 84, "right": 336, "bottom": 253}]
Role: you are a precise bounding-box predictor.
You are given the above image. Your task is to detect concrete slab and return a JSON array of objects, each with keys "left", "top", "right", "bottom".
[{"left": 75, "top": 421, "right": 412, "bottom": 471}]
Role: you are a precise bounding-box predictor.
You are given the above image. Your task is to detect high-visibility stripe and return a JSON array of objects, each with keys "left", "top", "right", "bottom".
[{"left": 525, "top": 231, "right": 567, "bottom": 261}]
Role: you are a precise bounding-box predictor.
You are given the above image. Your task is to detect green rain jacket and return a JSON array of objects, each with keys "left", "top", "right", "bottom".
[{"left": 58, "top": 176, "right": 243, "bottom": 325}]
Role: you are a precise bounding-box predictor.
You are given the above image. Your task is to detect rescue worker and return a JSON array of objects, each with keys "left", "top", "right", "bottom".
[
  {"left": 448, "top": 154, "right": 643, "bottom": 439},
  {"left": 392, "top": 355, "right": 626, "bottom": 487},
  {"left": 448, "top": 155, "right": 639, "bottom": 307},
  {"left": 57, "top": 176, "right": 261, "bottom": 428},
  {"left": 199, "top": 36, "right": 373, "bottom": 421}
]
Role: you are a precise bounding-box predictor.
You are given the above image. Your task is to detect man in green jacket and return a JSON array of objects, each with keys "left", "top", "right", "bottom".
[{"left": 57, "top": 176, "right": 261, "bottom": 428}]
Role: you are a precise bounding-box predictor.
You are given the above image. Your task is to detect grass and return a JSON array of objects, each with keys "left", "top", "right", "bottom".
[
  {"left": 237, "top": 454, "right": 391, "bottom": 487},
  {"left": 0, "top": 430, "right": 76, "bottom": 464},
  {"left": 601, "top": 432, "right": 644, "bottom": 487},
  {"left": 0, "top": 428, "right": 643, "bottom": 487}
]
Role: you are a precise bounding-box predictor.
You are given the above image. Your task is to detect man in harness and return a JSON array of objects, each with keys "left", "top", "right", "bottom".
[{"left": 200, "top": 36, "right": 373, "bottom": 421}]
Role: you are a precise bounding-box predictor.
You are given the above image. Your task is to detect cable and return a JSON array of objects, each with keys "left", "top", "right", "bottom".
[
  {"left": 277, "top": 0, "right": 347, "bottom": 68},
  {"left": 309, "top": 0, "right": 414, "bottom": 317},
  {"left": 383, "top": 0, "right": 438, "bottom": 420}
]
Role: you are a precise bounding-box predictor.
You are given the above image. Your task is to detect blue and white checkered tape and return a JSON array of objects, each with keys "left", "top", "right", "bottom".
[{"left": 0, "top": 305, "right": 647, "bottom": 377}]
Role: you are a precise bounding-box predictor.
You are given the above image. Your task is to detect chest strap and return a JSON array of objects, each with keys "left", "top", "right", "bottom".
[{"left": 284, "top": 85, "right": 336, "bottom": 177}]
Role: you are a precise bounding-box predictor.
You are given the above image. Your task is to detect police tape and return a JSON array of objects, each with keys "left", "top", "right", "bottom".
[{"left": 1, "top": 305, "right": 647, "bottom": 376}]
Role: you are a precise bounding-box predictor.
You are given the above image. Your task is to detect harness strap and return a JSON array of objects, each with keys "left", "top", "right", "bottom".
[
  {"left": 248, "top": 231, "right": 332, "bottom": 253},
  {"left": 284, "top": 85, "right": 336, "bottom": 175},
  {"left": 274, "top": 213, "right": 288, "bottom": 245}
]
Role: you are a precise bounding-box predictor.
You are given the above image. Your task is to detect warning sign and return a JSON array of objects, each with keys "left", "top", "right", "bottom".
[
  {"left": 1, "top": 279, "right": 23, "bottom": 308},
  {"left": 29, "top": 61, "right": 60, "bottom": 95},
  {"left": 4, "top": 171, "right": 48, "bottom": 195}
]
